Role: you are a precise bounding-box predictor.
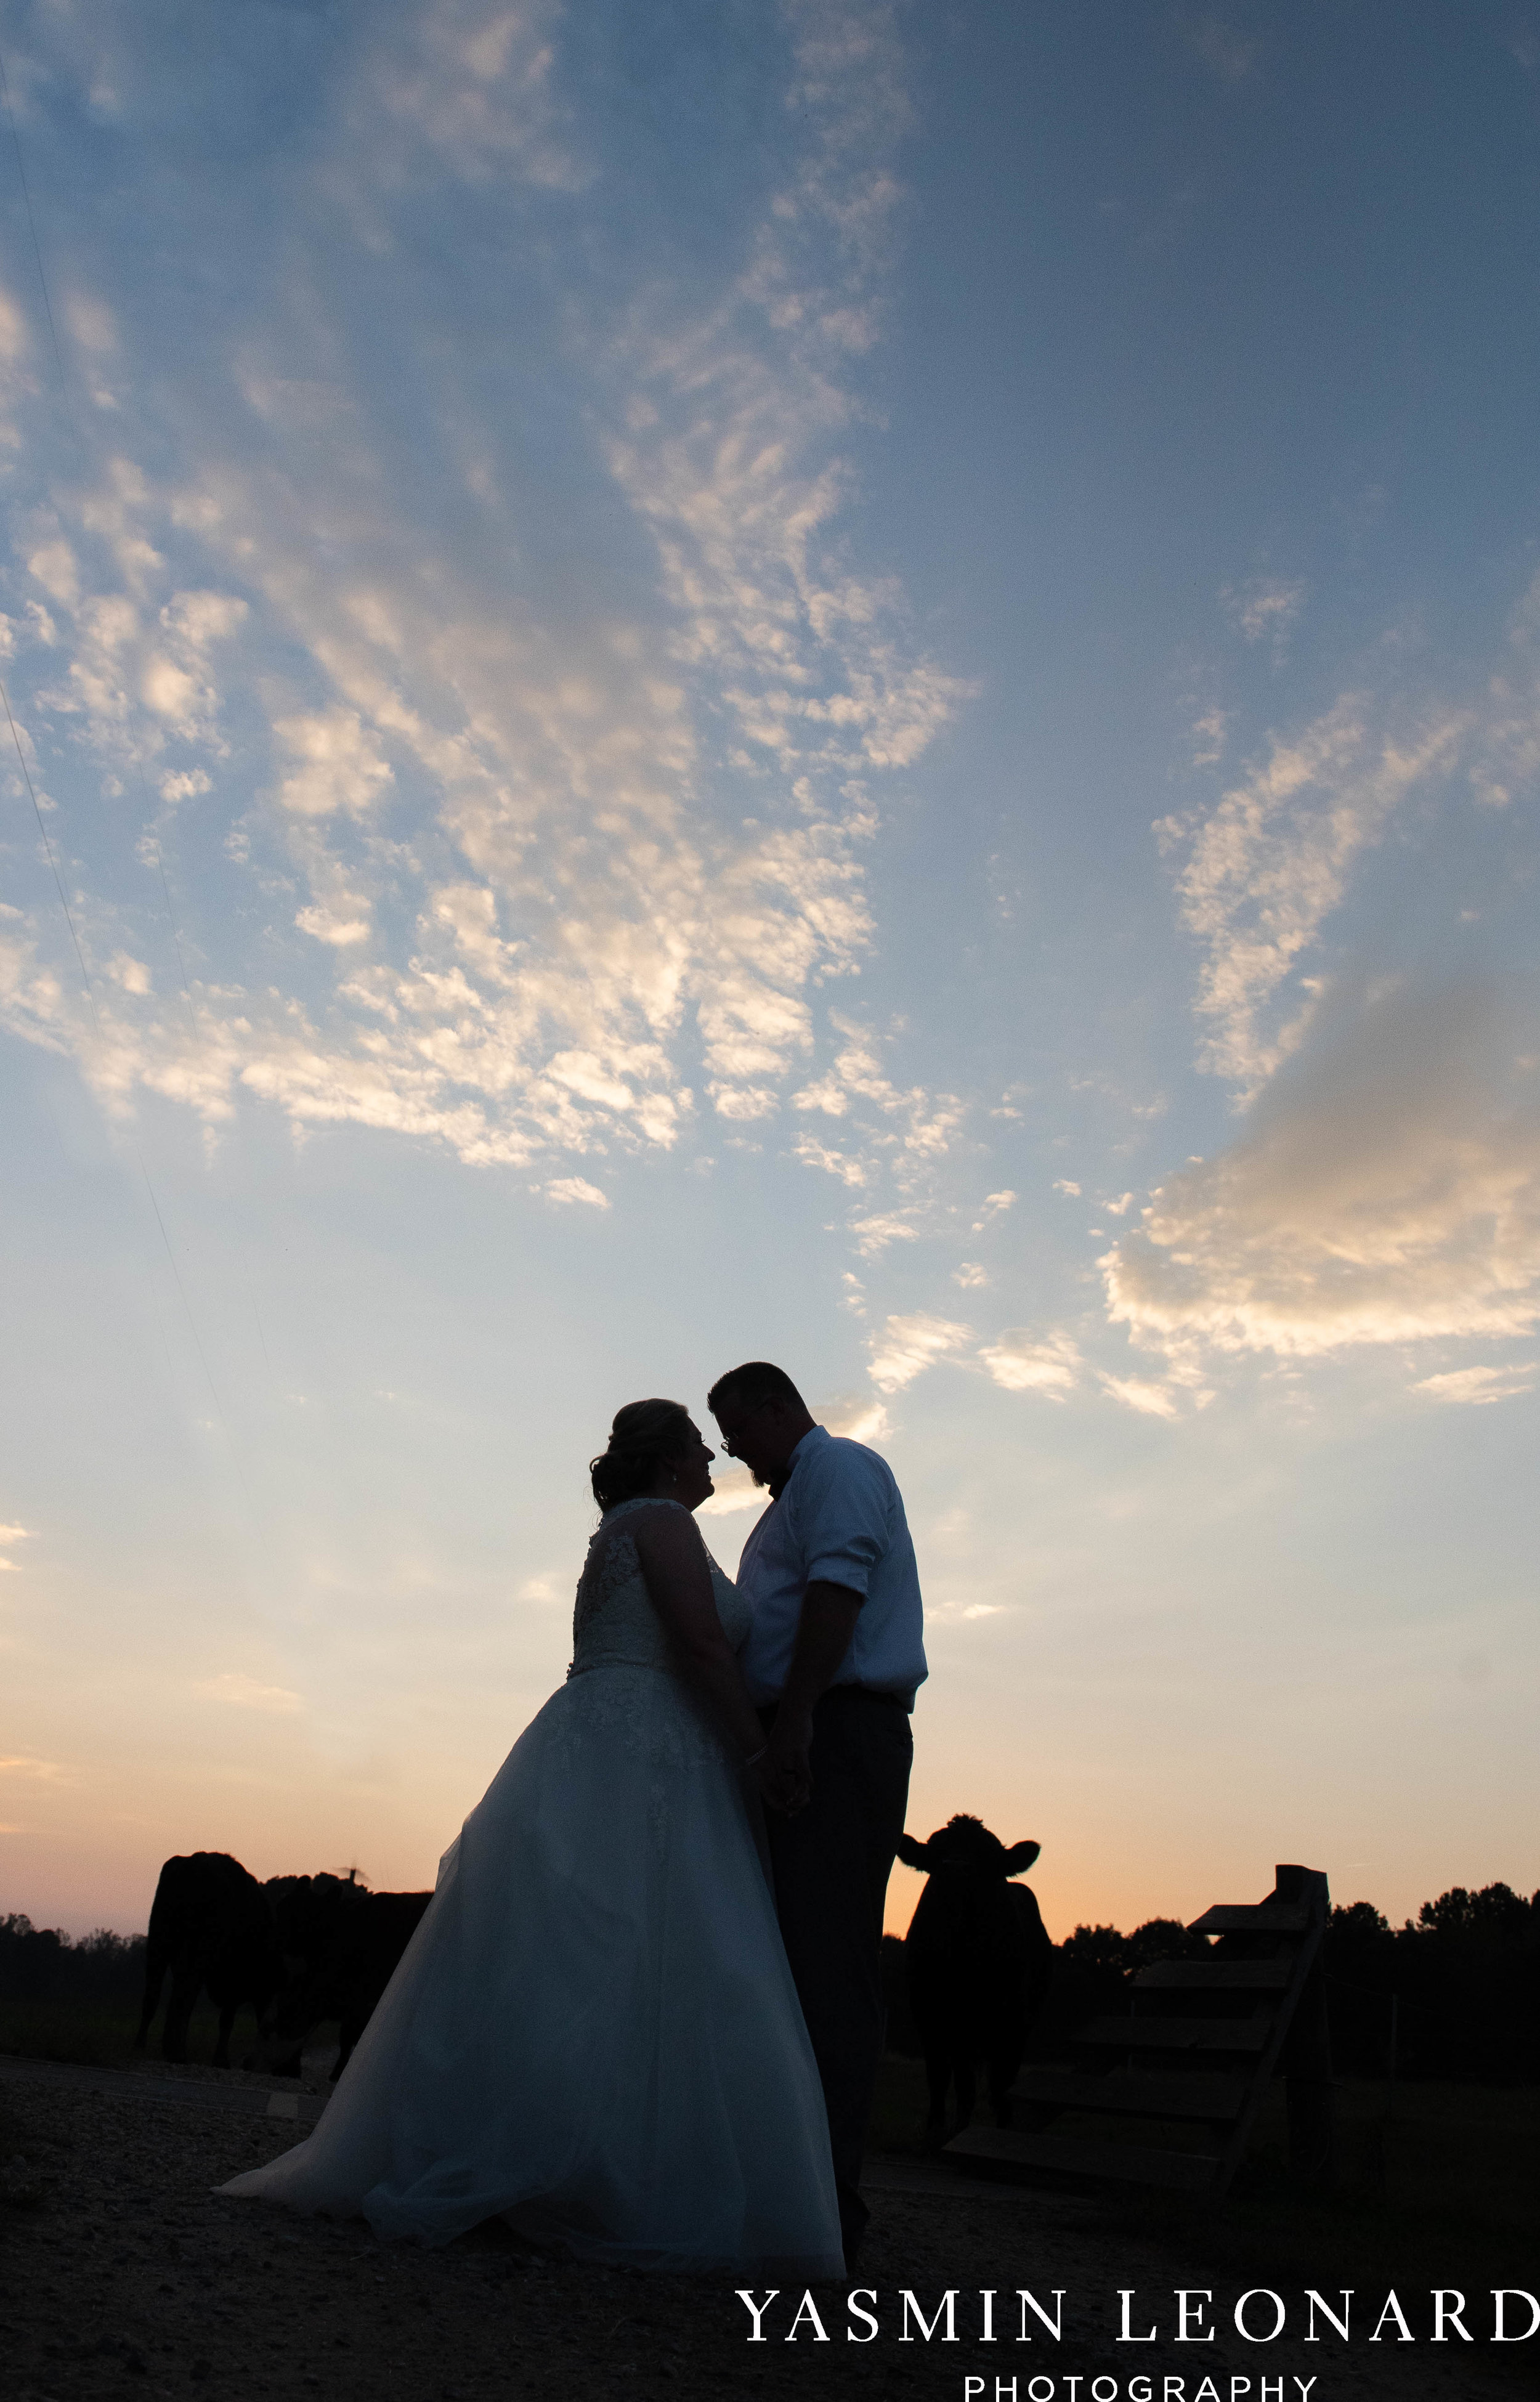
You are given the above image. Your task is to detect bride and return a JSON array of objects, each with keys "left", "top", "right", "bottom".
[{"left": 219, "top": 1400, "right": 843, "bottom": 2275}]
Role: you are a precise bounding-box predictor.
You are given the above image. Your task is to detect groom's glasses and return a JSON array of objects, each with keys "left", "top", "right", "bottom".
[{"left": 715, "top": 1398, "right": 772, "bottom": 1457}]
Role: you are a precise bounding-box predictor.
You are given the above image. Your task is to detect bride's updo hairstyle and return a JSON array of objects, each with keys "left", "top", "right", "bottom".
[{"left": 590, "top": 1398, "right": 693, "bottom": 1513}]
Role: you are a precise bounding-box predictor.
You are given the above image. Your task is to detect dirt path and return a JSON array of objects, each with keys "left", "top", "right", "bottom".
[{"left": 0, "top": 2060, "right": 1520, "bottom": 2402}]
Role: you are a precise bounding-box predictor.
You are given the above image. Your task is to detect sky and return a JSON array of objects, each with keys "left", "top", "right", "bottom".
[{"left": 1, "top": 0, "right": 1537, "bottom": 1946}]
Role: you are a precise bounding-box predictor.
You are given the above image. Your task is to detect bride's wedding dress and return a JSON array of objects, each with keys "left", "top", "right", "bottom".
[{"left": 219, "top": 1499, "right": 843, "bottom": 2274}]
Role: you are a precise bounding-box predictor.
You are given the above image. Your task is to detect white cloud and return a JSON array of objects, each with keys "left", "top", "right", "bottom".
[
  {"left": 1158, "top": 695, "right": 1466, "bottom": 1093},
  {"left": 0, "top": 3, "right": 967, "bottom": 1210},
  {"left": 603, "top": 7, "right": 968, "bottom": 808},
  {"left": 1103, "top": 985, "right": 1540, "bottom": 1360},
  {"left": 140, "top": 590, "right": 248, "bottom": 740},
  {"left": 1411, "top": 1363, "right": 1536, "bottom": 1407},
  {"left": 160, "top": 768, "right": 211, "bottom": 805},
  {"left": 338, "top": 0, "right": 583, "bottom": 211},
  {"left": 924, "top": 1595, "right": 1008, "bottom": 1628},
  {"left": 105, "top": 951, "right": 152, "bottom": 994},
  {"left": 0, "top": 283, "right": 30, "bottom": 366},
  {"left": 848, "top": 1212, "right": 918, "bottom": 1257},
  {"left": 295, "top": 903, "right": 371, "bottom": 946},
  {"left": 275, "top": 707, "right": 393, "bottom": 819},
  {"left": 819, "top": 1394, "right": 892, "bottom": 1445},
  {"left": 971, "top": 1188, "right": 1016, "bottom": 1230},
  {"left": 1191, "top": 706, "right": 1228, "bottom": 768},
  {"left": 195, "top": 1673, "right": 304, "bottom": 1713},
  {"left": 1100, "top": 1372, "right": 1180, "bottom": 1420},
  {"left": 1469, "top": 578, "right": 1540, "bottom": 808},
  {"left": 1161, "top": 576, "right": 1540, "bottom": 1103},
  {"left": 23, "top": 508, "right": 246, "bottom": 761},
  {"left": 544, "top": 1177, "right": 609, "bottom": 1208},
  {"left": 979, "top": 1328, "right": 1081, "bottom": 1400},
  {"left": 868, "top": 1312, "right": 971, "bottom": 1393},
  {"left": 699, "top": 1469, "right": 766, "bottom": 1516},
  {"left": 1052, "top": 1179, "right": 1081, "bottom": 1198},
  {"left": 1223, "top": 575, "right": 1305, "bottom": 652},
  {"left": 793, "top": 1133, "right": 867, "bottom": 1187},
  {"left": 710, "top": 1084, "right": 778, "bottom": 1124},
  {"left": 28, "top": 540, "right": 80, "bottom": 611},
  {"left": 789, "top": 1018, "right": 963, "bottom": 1204},
  {"left": 1108, "top": 576, "right": 1540, "bottom": 1392},
  {"left": 953, "top": 1261, "right": 989, "bottom": 1288}
]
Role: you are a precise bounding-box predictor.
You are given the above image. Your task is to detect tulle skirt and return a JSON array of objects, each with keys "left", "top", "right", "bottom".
[{"left": 218, "top": 1664, "right": 843, "bottom": 2274}]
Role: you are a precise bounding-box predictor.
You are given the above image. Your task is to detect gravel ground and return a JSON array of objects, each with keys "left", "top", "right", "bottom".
[{"left": 0, "top": 2066, "right": 1521, "bottom": 2402}]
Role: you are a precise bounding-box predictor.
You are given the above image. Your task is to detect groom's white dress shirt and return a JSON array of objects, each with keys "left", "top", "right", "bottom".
[{"left": 736, "top": 1424, "right": 927, "bottom": 1711}]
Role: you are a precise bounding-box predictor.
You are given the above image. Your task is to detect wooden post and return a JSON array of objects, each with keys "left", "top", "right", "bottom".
[{"left": 1275, "top": 1864, "right": 1335, "bottom": 2188}]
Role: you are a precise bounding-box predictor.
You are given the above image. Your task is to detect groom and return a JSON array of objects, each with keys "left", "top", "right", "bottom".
[{"left": 707, "top": 1361, "right": 924, "bottom": 2271}]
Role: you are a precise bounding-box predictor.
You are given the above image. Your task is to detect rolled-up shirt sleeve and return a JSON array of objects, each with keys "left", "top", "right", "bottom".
[{"left": 795, "top": 1445, "right": 891, "bottom": 1598}]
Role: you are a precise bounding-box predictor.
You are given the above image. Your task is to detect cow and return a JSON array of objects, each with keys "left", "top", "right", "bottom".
[
  {"left": 895, "top": 1814, "right": 1053, "bottom": 2148},
  {"left": 246, "top": 1870, "right": 363, "bottom": 2075},
  {"left": 259, "top": 1877, "right": 431, "bottom": 2080},
  {"left": 134, "top": 1852, "right": 280, "bottom": 2067}
]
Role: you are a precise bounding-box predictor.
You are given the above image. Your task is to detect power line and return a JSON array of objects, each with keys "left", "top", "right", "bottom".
[
  {"left": 133, "top": 1151, "right": 237, "bottom": 1450},
  {"left": 0, "top": 42, "right": 83, "bottom": 457}
]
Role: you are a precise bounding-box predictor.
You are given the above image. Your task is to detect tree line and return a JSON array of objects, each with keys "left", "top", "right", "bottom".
[
  {"left": 10, "top": 1883, "right": 1539, "bottom": 2082},
  {"left": 881, "top": 1881, "right": 1539, "bottom": 2083},
  {"left": 0, "top": 1915, "right": 147, "bottom": 2002}
]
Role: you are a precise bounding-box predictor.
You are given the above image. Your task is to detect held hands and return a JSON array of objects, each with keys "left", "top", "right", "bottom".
[
  {"left": 755, "top": 1706, "right": 814, "bottom": 1816},
  {"left": 744, "top": 1582, "right": 859, "bottom": 1816}
]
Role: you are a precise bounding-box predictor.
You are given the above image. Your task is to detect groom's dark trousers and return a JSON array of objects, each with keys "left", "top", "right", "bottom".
[{"left": 760, "top": 1684, "right": 913, "bottom": 2270}]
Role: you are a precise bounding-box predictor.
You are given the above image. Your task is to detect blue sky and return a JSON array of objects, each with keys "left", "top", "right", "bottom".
[{"left": 2, "top": 0, "right": 1536, "bottom": 1940}]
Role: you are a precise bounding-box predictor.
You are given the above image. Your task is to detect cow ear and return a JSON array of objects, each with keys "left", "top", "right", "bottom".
[
  {"left": 895, "top": 1832, "right": 931, "bottom": 1872},
  {"left": 1003, "top": 1840, "right": 1041, "bottom": 1874}
]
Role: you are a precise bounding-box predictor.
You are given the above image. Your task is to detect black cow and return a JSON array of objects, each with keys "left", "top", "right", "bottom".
[
  {"left": 134, "top": 1851, "right": 280, "bottom": 2067},
  {"left": 896, "top": 1814, "right": 1053, "bottom": 2147},
  {"left": 248, "top": 1871, "right": 362, "bottom": 2074},
  {"left": 260, "top": 1877, "right": 431, "bottom": 2080}
]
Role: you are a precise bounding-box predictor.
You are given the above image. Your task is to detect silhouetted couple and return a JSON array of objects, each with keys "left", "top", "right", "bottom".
[{"left": 223, "top": 1362, "right": 925, "bottom": 2276}]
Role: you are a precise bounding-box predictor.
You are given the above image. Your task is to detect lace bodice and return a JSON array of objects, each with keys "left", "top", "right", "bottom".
[{"left": 570, "top": 1498, "right": 748, "bottom": 1677}]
